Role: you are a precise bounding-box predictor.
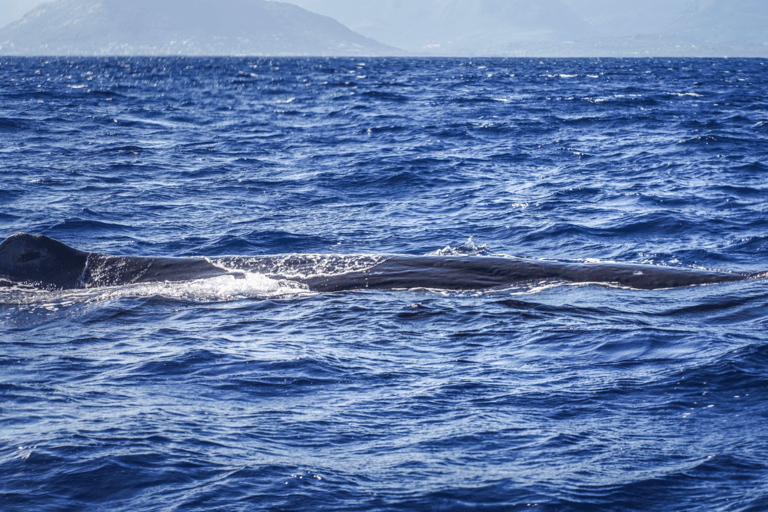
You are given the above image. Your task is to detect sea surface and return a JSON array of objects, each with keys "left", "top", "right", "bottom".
[{"left": 1, "top": 56, "right": 767, "bottom": 511}]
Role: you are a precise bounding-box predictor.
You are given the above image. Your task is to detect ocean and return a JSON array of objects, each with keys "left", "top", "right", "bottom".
[{"left": 1, "top": 56, "right": 767, "bottom": 511}]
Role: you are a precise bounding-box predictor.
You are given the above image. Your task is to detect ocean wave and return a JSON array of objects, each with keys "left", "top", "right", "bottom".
[{"left": 3, "top": 56, "right": 768, "bottom": 512}]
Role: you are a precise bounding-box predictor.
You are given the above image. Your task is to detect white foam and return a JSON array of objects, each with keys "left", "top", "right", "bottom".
[
  {"left": 213, "top": 255, "right": 385, "bottom": 280},
  {"left": 1, "top": 272, "right": 310, "bottom": 308},
  {"left": 666, "top": 92, "right": 703, "bottom": 97},
  {"left": 428, "top": 237, "right": 488, "bottom": 256},
  {"left": 94, "top": 272, "right": 307, "bottom": 302}
]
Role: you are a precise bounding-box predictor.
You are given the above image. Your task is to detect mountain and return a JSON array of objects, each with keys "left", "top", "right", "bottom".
[
  {"left": 282, "top": 0, "right": 594, "bottom": 55},
  {"left": 562, "top": 0, "right": 694, "bottom": 37},
  {"left": 286, "top": 0, "right": 767, "bottom": 56},
  {"left": 0, "top": 0, "right": 399, "bottom": 56},
  {"left": 667, "top": 0, "right": 768, "bottom": 44},
  {"left": 564, "top": 0, "right": 768, "bottom": 43},
  {"left": 1, "top": 0, "right": 764, "bottom": 57},
  {"left": 562, "top": 0, "right": 768, "bottom": 56}
]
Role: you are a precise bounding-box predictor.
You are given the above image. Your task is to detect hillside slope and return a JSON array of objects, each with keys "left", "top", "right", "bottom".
[
  {"left": 282, "top": 0, "right": 593, "bottom": 55},
  {"left": 0, "top": 0, "right": 398, "bottom": 56}
]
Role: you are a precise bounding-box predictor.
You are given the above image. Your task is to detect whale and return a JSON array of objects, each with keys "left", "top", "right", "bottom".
[
  {"left": 0, "top": 232, "right": 234, "bottom": 290},
  {"left": 0, "top": 232, "right": 755, "bottom": 292}
]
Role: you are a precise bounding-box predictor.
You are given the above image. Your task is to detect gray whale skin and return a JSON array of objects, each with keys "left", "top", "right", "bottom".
[{"left": 0, "top": 232, "right": 753, "bottom": 291}]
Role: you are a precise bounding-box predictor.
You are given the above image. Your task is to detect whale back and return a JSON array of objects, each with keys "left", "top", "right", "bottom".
[
  {"left": 0, "top": 233, "right": 89, "bottom": 289},
  {"left": 0, "top": 232, "right": 754, "bottom": 292}
]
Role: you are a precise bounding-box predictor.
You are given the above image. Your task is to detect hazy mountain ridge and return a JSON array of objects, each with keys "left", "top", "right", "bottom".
[
  {"left": 670, "top": 0, "right": 768, "bottom": 43},
  {"left": 563, "top": 0, "right": 768, "bottom": 42},
  {"left": 0, "top": 0, "right": 398, "bottom": 56},
  {"left": 0, "top": 0, "right": 765, "bottom": 56},
  {"left": 284, "top": 0, "right": 594, "bottom": 54},
  {"left": 286, "top": 0, "right": 768, "bottom": 56}
]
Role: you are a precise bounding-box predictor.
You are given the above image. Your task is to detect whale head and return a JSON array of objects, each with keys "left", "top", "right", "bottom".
[{"left": 0, "top": 233, "right": 89, "bottom": 288}]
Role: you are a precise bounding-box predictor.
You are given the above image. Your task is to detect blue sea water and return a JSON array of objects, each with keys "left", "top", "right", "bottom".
[{"left": 1, "top": 56, "right": 768, "bottom": 511}]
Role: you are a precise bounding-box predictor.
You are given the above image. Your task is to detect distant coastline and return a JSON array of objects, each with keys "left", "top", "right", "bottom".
[
  {"left": 1, "top": 0, "right": 766, "bottom": 57},
  {"left": 0, "top": 0, "right": 399, "bottom": 57}
]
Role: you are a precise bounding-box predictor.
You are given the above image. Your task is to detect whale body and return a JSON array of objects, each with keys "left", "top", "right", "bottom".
[
  {"left": 0, "top": 233, "right": 232, "bottom": 289},
  {"left": 0, "top": 232, "right": 753, "bottom": 292}
]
